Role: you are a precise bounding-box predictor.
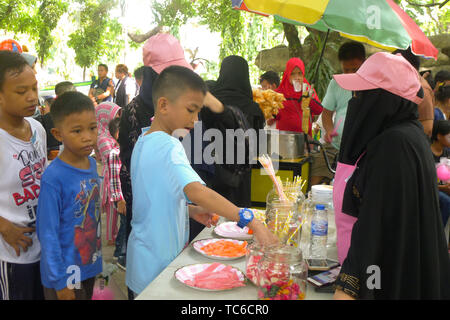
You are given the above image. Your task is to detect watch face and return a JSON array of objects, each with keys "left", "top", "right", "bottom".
[{"left": 243, "top": 211, "right": 252, "bottom": 219}]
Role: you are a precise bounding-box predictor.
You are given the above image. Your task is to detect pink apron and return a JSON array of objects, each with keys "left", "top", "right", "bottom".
[{"left": 333, "top": 154, "right": 365, "bottom": 265}]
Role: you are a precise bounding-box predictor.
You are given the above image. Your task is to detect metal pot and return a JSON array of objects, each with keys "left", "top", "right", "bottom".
[{"left": 264, "top": 130, "right": 305, "bottom": 159}]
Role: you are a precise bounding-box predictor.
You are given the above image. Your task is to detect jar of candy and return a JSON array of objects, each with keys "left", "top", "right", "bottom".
[
  {"left": 257, "top": 245, "right": 307, "bottom": 300},
  {"left": 245, "top": 242, "right": 264, "bottom": 285}
]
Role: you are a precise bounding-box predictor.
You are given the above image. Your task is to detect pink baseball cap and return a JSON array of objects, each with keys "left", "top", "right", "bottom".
[
  {"left": 334, "top": 52, "right": 423, "bottom": 104},
  {"left": 143, "top": 33, "right": 193, "bottom": 74}
]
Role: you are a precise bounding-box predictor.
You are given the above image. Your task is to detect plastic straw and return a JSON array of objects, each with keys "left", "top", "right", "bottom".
[
  {"left": 287, "top": 220, "right": 304, "bottom": 245},
  {"left": 258, "top": 155, "right": 287, "bottom": 202}
]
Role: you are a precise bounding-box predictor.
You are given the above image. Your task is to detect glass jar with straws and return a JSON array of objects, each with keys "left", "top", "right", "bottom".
[{"left": 265, "top": 177, "right": 305, "bottom": 247}]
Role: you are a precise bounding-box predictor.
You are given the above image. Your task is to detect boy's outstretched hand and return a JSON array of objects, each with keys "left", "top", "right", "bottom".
[
  {"left": 56, "top": 287, "right": 76, "bottom": 300},
  {"left": 0, "top": 217, "right": 34, "bottom": 257},
  {"left": 248, "top": 218, "right": 279, "bottom": 246}
]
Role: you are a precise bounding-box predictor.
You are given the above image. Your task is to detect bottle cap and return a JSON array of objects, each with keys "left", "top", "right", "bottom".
[{"left": 315, "top": 204, "right": 325, "bottom": 210}]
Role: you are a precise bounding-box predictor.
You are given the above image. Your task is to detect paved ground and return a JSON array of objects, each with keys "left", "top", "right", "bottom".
[{"left": 97, "top": 161, "right": 128, "bottom": 300}]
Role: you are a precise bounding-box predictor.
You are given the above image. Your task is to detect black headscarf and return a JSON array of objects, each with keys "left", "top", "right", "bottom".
[
  {"left": 119, "top": 66, "right": 159, "bottom": 174},
  {"left": 335, "top": 89, "right": 450, "bottom": 299},
  {"left": 210, "top": 55, "right": 265, "bottom": 130},
  {"left": 135, "top": 66, "right": 159, "bottom": 122},
  {"left": 339, "top": 89, "right": 420, "bottom": 165}
]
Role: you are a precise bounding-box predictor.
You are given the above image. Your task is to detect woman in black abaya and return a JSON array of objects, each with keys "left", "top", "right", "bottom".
[
  {"left": 333, "top": 53, "right": 450, "bottom": 300},
  {"left": 206, "top": 56, "right": 265, "bottom": 207}
]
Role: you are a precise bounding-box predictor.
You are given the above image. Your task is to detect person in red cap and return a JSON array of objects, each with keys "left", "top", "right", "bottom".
[
  {"left": 271, "top": 57, "right": 322, "bottom": 135},
  {"left": 332, "top": 52, "right": 450, "bottom": 300}
]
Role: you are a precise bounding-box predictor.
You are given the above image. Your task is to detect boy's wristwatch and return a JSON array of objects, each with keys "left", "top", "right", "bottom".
[{"left": 237, "top": 208, "right": 254, "bottom": 228}]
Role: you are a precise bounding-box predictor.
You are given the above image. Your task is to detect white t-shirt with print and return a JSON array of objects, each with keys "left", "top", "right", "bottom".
[{"left": 0, "top": 118, "right": 47, "bottom": 264}]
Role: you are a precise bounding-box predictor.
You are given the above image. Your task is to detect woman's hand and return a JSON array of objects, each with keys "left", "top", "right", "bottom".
[
  {"left": 333, "top": 289, "right": 356, "bottom": 300},
  {"left": 203, "top": 92, "right": 224, "bottom": 113}
]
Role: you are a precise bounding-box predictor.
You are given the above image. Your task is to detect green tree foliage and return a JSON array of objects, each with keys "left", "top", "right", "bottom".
[
  {"left": 36, "top": 0, "right": 68, "bottom": 65},
  {"left": 67, "top": 0, "right": 122, "bottom": 79},
  {"left": 0, "top": 0, "right": 68, "bottom": 65}
]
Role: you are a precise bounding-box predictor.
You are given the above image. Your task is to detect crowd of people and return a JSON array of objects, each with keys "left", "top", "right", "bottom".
[{"left": 0, "top": 32, "right": 449, "bottom": 301}]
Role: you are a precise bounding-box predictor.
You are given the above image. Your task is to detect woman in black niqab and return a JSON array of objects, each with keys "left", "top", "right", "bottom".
[
  {"left": 334, "top": 88, "right": 450, "bottom": 299},
  {"left": 209, "top": 55, "right": 265, "bottom": 130}
]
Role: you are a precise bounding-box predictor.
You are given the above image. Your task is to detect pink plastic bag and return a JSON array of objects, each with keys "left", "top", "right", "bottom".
[{"left": 333, "top": 154, "right": 364, "bottom": 265}]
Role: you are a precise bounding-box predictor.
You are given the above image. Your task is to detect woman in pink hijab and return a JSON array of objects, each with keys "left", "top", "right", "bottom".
[{"left": 96, "top": 102, "right": 123, "bottom": 245}]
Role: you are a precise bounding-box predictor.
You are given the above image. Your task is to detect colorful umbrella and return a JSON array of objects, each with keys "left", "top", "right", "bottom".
[{"left": 232, "top": 0, "right": 438, "bottom": 60}]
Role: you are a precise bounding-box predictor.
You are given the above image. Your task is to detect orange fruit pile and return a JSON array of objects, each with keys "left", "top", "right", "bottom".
[{"left": 200, "top": 240, "right": 248, "bottom": 257}]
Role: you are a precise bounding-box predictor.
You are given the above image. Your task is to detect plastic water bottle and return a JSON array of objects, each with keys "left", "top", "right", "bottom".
[{"left": 310, "top": 204, "right": 328, "bottom": 259}]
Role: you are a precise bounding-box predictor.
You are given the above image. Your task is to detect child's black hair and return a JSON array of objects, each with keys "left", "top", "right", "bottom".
[
  {"left": 259, "top": 71, "right": 280, "bottom": 87},
  {"left": 98, "top": 64, "right": 108, "bottom": 72},
  {"left": 134, "top": 66, "right": 145, "bottom": 81},
  {"left": 436, "top": 85, "right": 450, "bottom": 103},
  {"left": 108, "top": 117, "right": 121, "bottom": 139},
  {"left": 338, "top": 41, "right": 366, "bottom": 62},
  {"left": 431, "top": 120, "right": 450, "bottom": 142},
  {"left": 55, "top": 81, "right": 75, "bottom": 96},
  {"left": 51, "top": 91, "right": 94, "bottom": 126},
  {"left": 152, "top": 65, "right": 207, "bottom": 106},
  {"left": 0, "top": 50, "right": 30, "bottom": 91},
  {"left": 435, "top": 70, "right": 450, "bottom": 84}
]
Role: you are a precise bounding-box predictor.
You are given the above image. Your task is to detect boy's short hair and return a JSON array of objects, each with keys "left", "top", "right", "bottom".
[
  {"left": 134, "top": 66, "right": 145, "bottom": 81},
  {"left": 108, "top": 117, "right": 121, "bottom": 138},
  {"left": 259, "top": 71, "right": 280, "bottom": 87},
  {"left": 0, "top": 50, "right": 30, "bottom": 91},
  {"left": 432, "top": 120, "right": 450, "bottom": 142},
  {"left": 152, "top": 66, "right": 207, "bottom": 107},
  {"left": 98, "top": 64, "right": 108, "bottom": 71},
  {"left": 116, "top": 64, "right": 128, "bottom": 75},
  {"left": 55, "top": 81, "right": 75, "bottom": 96},
  {"left": 51, "top": 91, "right": 94, "bottom": 126},
  {"left": 338, "top": 41, "right": 366, "bottom": 62}
]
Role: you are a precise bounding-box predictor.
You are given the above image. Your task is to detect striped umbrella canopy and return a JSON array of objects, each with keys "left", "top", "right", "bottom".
[{"left": 232, "top": 0, "right": 438, "bottom": 60}]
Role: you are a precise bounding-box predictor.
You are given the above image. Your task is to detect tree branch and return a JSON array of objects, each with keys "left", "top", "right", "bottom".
[
  {"left": 127, "top": 25, "right": 163, "bottom": 43},
  {"left": 404, "top": 0, "right": 449, "bottom": 8}
]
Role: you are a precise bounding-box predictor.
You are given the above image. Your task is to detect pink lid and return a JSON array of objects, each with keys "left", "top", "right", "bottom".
[{"left": 334, "top": 52, "right": 423, "bottom": 104}]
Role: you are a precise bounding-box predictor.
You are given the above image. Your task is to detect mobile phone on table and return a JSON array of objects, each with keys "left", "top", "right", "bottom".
[
  {"left": 307, "top": 266, "right": 341, "bottom": 287},
  {"left": 306, "top": 258, "right": 339, "bottom": 271}
]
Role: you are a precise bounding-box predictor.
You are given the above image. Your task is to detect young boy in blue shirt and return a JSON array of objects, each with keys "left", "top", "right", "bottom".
[
  {"left": 126, "top": 66, "right": 277, "bottom": 297},
  {"left": 37, "top": 92, "right": 102, "bottom": 300}
]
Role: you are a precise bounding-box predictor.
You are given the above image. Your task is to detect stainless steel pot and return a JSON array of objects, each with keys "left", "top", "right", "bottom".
[{"left": 264, "top": 130, "right": 305, "bottom": 159}]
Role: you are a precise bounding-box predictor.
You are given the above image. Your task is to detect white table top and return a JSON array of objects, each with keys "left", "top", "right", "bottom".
[{"left": 136, "top": 220, "right": 337, "bottom": 300}]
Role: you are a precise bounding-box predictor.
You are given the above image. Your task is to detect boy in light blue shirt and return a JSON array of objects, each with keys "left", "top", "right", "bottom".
[{"left": 126, "top": 66, "right": 277, "bottom": 296}]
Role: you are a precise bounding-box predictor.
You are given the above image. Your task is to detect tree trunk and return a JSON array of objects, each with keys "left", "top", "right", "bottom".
[
  {"left": 282, "top": 23, "right": 302, "bottom": 59},
  {"left": 83, "top": 67, "right": 86, "bottom": 82}
]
